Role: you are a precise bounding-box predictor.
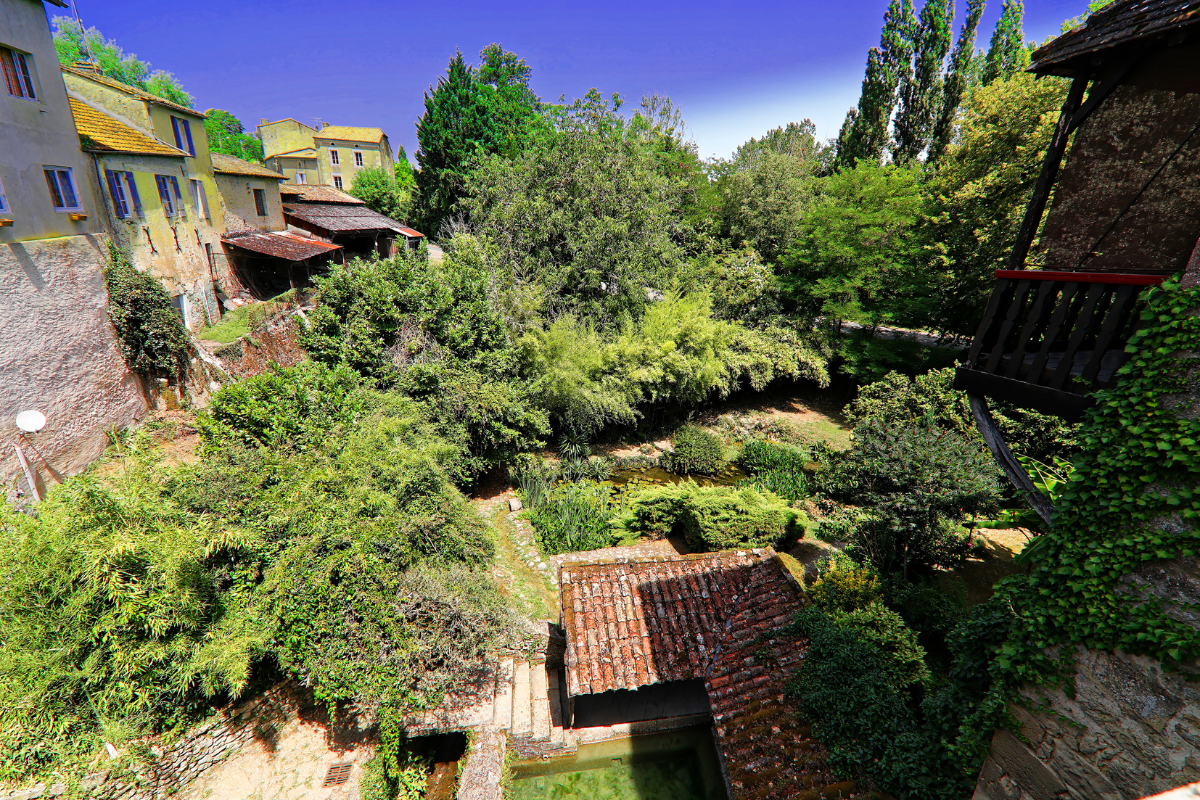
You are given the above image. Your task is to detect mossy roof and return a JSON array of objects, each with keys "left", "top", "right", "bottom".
[{"left": 69, "top": 97, "right": 187, "bottom": 157}]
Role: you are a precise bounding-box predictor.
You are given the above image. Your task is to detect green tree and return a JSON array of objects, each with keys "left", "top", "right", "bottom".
[
  {"left": 981, "top": 0, "right": 1028, "bottom": 85},
  {"left": 837, "top": 0, "right": 917, "bottom": 168},
  {"left": 395, "top": 145, "right": 417, "bottom": 192},
  {"left": 918, "top": 72, "right": 1068, "bottom": 335},
  {"left": 412, "top": 46, "right": 544, "bottom": 234},
  {"left": 893, "top": 0, "right": 954, "bottom": 163},
  {"left": 929, "top": 0, "right": 986, "bottom": 162},
  {"left": 349, "top": 166, "right": 410, "bottom": 221},
  {"left": 781, "top": 161, "right": 925, "bottom": 328},
  {"left": 51, "top": 17, "right": 192, "bottom": 107},
  {"left": 203, "top": 109, "right": 264, "bottom": 162}
]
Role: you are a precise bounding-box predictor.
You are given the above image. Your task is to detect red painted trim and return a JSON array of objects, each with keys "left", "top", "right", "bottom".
[{"left": 994, "top": 270, "right": 1166, "bottom": 286}]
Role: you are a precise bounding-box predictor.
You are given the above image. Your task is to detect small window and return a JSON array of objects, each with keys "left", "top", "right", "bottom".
[
  {"left": 253, "top": 188, "right": 266, "bottom": 217},
  {"left": 329, "top": 149, "right": 339, "bottom": 166},
  {"left": 171, "top": 294, "right": 188, "bottom": 326},
  {"left": 105, "top": 170, "right": 129, "bottom": 218},
  {"left": 44, "top": 167, "right": 81, "bottom": 211},
  {"left": 1, "top": 47, "right": 36, "bottom": 100},
  {"left": 353, "top": 151, "right": 363, "bottom": 167},
  {"left": 190, "top": 179, "right": 210, "bottom": 219},
  {"left": 171, "top": 116, "right": 196, "bottom": 156},
  {"left": 155, "top": 174, "right": 183, "bottom": 217},
  {"left": 295, "top": 172, "right": 306, "bottom": 185},
  {"left": 124, "top": 172, "right": 143, "bottom": 217},
  {"left": 332, "top": 175, "right": 343, "bottom": 190},
  {"left": 0, "top": 174, "right": 8, "bottom": 212}
]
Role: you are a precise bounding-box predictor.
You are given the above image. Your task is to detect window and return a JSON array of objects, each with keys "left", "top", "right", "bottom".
[
  {"left": 155, "top": 174, "right": 183, "bottom": 217},
  {"left": 190, "top": 179, "right": 210, "bottom": 219},
  {"left": 329, "top": 149, "right": 339, "bottom": 166},
  {"left": 170, "top": 116, "right": 195, "bottom": 156},
  {"left": 171, "top": 294, "right": 188, "bottom": 326},
  {"left": 295, "top": 172, "right": 307, "bottom": 184},
  {"left": 44, "top": 168, "right": 80, "bottom": 211},
  {"left": 253, "top": 188, "right": 266, "bottom": 217},
  {"left": 123, "top": 172, "right": 143, "bottom": 217},
  {"left": 332, "top": 175, "right": 343, "bottom": 190},
  {"left": 105, "top": 170, "right": 129, "bottom": 218},
  {"left": 1, "top": 47, "right": 36, "bottom": 100},
  {"left": 0, "top": 174, "right": 8, "bottom": 213},
  {"left": 354, "top": 151, "right": 364, "bottom": 167}
]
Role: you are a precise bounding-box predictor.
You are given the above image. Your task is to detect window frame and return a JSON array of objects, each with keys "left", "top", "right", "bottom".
[
  {"left": 295, "top": 171, "right": 307, "bottom": 185},
  {"left": 332, "top": 175, "right": 343, "bottom": 190},
  {"left": 190, "top": 178, "right": 210, "bottom": 219},
  {"left": 44, "top": 167, "right": 81, "bottom": 211},
  {"left": 253, "top": 188, "right": 267, "bottom": 217},
  {"left": 171, "top": 117, "right": 196, "bottom": 156},
  {"left": 1, "top": 47, "right": 36, "bottom": 100},
  {"left": 155, "top": 174, "right": 184, "bottom": 217},
  {"left": 329, "top": 149, "right": 339, "bottom": 166},
  {"left": 124, "top": 172, "right": 143, "bottom": 217},
  {"left": 105, "top": 169, "right": 130, "bottom": 218},
  {"left": 0, "top": 174, "right": 8, "bottom": 213},
  {"left": 353, "top": 150, "right": 364, "bottom": 167}
]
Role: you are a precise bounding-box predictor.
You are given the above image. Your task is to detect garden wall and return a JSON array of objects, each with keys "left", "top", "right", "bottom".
[
  {"left": 208, "top": 313, "right": 307, "bottom": 381},
  {"left": 0, "top": 235, "right": 146, "bottom": 495}
]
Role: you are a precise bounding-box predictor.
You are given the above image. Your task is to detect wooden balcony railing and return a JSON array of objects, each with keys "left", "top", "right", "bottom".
[{"left": 954, "top": 270, "right": 1165, "bottom": 421}]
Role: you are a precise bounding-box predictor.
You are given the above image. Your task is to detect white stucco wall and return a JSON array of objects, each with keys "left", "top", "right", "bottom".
[{"left": 0, "top": 234, "right": 147, "bottom": 492}]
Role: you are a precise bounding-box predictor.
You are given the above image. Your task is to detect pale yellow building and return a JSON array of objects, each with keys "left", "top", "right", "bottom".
[
  {"left": 64, "top": 67, "right": 224, "bottom": 330},
  {"left": 211, "top": 152, "right": 285, "bottom": 234},
  {"left": 259, "top": 118, "right": 393, "bottom": 191}
]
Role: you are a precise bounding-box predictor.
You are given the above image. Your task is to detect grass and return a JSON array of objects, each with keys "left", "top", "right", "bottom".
[{"left": 199, "top": 304, "right": 250, "bottom": 343}]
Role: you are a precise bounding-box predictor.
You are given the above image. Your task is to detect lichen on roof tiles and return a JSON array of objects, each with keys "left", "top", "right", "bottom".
[
  {"left": 211, "top": 153, "right": 285, "bottom": 179},
  {"left": 314, "top": 125, "right": 387, "bottom": 143},
  {"left": 61, "top": 65, "right": 202, "bottom": 116},
  {"left": 68, "top": 97, "right": 187, "bottom": 157}
]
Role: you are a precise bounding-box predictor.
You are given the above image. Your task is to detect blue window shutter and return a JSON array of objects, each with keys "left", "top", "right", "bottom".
[
  {"left": 156, "top": 175, "right": 174, "bottom": 215},
  {"left": 182, "top": 119, "right": 195, "bottom": 156},
  {"left": 170, "top": 176, "right": 182, "bottom": 201},
  {"left": 105, "top": 169, "right": 126, "bottom": 218},
  {"left": 171, "top": 117, "right": 183, "bottom": 150},
  {"left": 124, "top": 172, "right": 143, "bottom": 217}
]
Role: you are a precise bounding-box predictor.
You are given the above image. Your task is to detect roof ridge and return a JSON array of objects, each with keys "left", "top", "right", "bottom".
[{"left": 61, "top": 65, "right": 202, "bottom": 117}]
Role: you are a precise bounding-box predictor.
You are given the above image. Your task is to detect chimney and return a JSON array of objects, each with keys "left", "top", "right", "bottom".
[
  {"left": 259, "top": 118, "right": 268, "bottom": 126},
  {"left": 321, "top": 121, "right": 329, "bottom": 130},
  {"left": 314, "top": 118, "right": 322, "bottom": 130}
]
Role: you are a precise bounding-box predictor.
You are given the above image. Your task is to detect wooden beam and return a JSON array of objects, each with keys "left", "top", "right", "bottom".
[
  {"left": 1006, "top": 75, "right": 1090, "bottom": 271},
  {"left": 953, "top": 368, "right": 1094, "bottom": 421},
  {"left": 968, "top": 395, "right": 1055, "bottom": 527}
]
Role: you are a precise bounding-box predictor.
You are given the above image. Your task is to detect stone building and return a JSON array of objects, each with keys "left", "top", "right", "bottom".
[
  {"left": 0, "top": 0, "right": 146, "bottom": 491},
  {"left": 258, "top": 118, "right": 394, "bottom": 190}
]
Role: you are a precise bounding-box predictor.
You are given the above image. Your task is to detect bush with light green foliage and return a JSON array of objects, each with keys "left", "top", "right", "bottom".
[
  {"left": 615, "top": 482, "right": 803, "bottom": 551},
  {"left": 810, "top": 565, "right": 883, "bottom": 613},
  {"left": 737, "top": 439, "right": 809, "bottom": 502},
  {"left": 663, "top": 425, "right": 725, "bottom": 475}
]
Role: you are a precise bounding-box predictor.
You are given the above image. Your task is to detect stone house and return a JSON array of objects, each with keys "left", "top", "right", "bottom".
[
  {"left": 0, "top": 0, "right": 146, "bottom": 491},
  {"left": 259, "top": 117, "right": 394, "bottom": 190},
  {"left": 63, "top": 64, "right": 225, "bottom": 330}
]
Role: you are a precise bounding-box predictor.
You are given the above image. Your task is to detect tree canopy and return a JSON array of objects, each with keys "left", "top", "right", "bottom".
[{"left": 52, "top": 17, "right": 192, "bottom": 107}]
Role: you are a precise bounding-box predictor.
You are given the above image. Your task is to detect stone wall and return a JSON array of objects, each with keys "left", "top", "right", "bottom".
[
  {"left": 972, "top": 641, "right": 1200, "bottom": 800},
  {"left": 0, "top": 235, "right": 147, "bottom": 492},
  {"left": 208, "top": 312, "right": 307, "bottom": 382}
]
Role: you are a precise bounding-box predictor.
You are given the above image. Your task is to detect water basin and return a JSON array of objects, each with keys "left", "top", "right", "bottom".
[{"left": 509, "top": 727, "right": 727, "bottom": 800}]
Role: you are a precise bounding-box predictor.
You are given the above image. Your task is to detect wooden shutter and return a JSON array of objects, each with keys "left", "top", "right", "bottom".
[
  {"left": 124, "top": 172, "right": 143, "bottom": 217},
  {"left": 1, "top": 49, "right": 23, "bottom": 97},
  {"left": 253, "top": 188, "right": 266, "bottom": 217},
  {"left": 105, "top": 170, "right": 128, "bottom": 218},
  {"left": 182, "top": 120, "right": 195, "bottom": 156},
  {"left": 156, "top": 175, "right": 174, "bottom": 215},
  {"left": 171, "top": 117, "right": 184, "bottom": 150}
]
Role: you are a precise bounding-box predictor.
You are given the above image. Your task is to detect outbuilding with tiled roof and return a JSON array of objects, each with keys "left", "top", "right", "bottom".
[{"left": 211, "top": 153, "right": 285, "bottom": 180}]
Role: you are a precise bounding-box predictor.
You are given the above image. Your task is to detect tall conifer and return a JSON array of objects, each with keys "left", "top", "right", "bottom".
[
  {"left": 981, "top": 0, "right": 1027, "bottom": 85},
  {"left": 929, "top": 0, "right": 986, "bottom": 162},
  {"left": 892, "top": 0, "right": 954, "bottom": 163},
  {"left": 837, "top": 0, "right": 917, "bottom": 168}
]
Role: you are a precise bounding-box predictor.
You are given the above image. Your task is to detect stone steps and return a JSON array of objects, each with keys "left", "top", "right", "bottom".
[{"left": 496, "top": 656, "right": 575, "bottom": 758}]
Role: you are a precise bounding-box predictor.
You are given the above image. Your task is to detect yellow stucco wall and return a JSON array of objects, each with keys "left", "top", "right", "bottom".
[
  {"left": 93, "top": 151, "right": 224, "bottom": 330},
  {"left": 270, "top": 156, "right": 318, "bottom": 186},
  {"left": 0, "top": 0, "right": 107, "bottom": 242},
  {"left": 315, "top": 135, "right": 394, "bottom": 190},
  {"left": 258, "top": 119, "right": 317, "bottom": 160},
  {"left": 214, "top": 173, "right": 284, "bottom": 234}
]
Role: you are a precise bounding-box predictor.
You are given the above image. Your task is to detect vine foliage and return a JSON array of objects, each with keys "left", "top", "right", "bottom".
[{"left": 103, "top": 242, "right": 193, "bottom": 381}]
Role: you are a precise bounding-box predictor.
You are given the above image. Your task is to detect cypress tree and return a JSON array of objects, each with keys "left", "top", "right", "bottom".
[
  {"left": 892, "top": 0, "right": 954, "bottom": 163},
  {"left": 981, "top": 0, "right": 1027, "bottom": 85},
  {"left": 929, "top": 0, "right": 986, "bottom": 162},
  {"left": 837, "top": 0, "right": 917, "bottom": 168},
  {"left": 413, "top": 52, "right": 484, "bottom": 234}
]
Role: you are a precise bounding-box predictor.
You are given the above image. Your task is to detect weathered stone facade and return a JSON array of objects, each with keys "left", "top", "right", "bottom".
[{"left": 973, "top": 643, "right": 1200, "bottom": 800}]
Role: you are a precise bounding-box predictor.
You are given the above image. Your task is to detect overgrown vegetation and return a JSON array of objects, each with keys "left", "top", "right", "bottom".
[
  {"left": 52, "top": 17, "right": 192, "bottom": 106},
  {"left": 736, "top": 439, "right": 810, "bottom": 502},
  {"left": 614, "top": 482, "right": 804, "bottom": 551},
  {"left": 103, "top": 243, "right": 193, "bottom": 381},
  {"left": 663, "top": 425, "right": 725, "bottom": 475}
]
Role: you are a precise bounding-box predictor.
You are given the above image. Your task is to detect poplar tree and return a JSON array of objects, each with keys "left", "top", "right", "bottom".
[
  {"left": 982, "top": 0, "right": 1027, "bottom": 85},
  {"left": 836, "top": 0, "right": 917, "bottom": 169},
  {"left": 892, "top": 0, "right": 954, "bottom": 163},
  {"left": 929, "top": 0, "right": 986, "bottom": 162}
]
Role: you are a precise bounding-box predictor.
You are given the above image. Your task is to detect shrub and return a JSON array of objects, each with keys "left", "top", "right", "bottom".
[
  {"left": 811, "top": 505, "right": 867, "bottom": 543},
  {"left": 615, "top": 482, "right": 803, "bottom": 551},
  {"left": 821, "top": 420, "right": 1001, "bottom": 577},
  {"left": 827, "top": 603, "right": 929, "bottom": 690},
  {"left": 103, "top": 243, "right": 192, "bottom": 380},
  {"left": 737, "top": 439, "right": 809, "bottom": 502},
  {"left": 527, "top": 481, "right": 620, "bottom": 555},
  {"left": 664, "top": 425, "right": 725, "bottom": 475},
  {"left": 810, "top": 565, "right": 883, "bottom": 613}
]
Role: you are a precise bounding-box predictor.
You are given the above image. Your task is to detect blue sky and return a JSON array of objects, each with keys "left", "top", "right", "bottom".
[{"left": 62, "top": 0, "right": 1083, "bottom": 162}]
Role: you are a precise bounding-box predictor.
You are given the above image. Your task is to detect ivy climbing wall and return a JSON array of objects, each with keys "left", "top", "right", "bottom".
[{"left": 972, "top": 272, "right": 1200, "bottom": 800}]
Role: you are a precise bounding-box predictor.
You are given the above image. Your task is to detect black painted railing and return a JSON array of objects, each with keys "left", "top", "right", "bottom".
[{"left": 954, "top": 270, "right": 1165, "bottom": 420}]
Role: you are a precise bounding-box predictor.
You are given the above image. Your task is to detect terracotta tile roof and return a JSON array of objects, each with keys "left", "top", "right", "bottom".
[
  {"left": 314, "top": 125, "right": 386, "bottom": 144},
  {"left": 1030, "top": 0, "right": 1200, "bottom": 75},
  {"left": 222, "top": 231, "right": 341, "bottom": 261},
  {"left": 211, "top": 153, "right": 285, "bottom": 179},
  {"left": 61, "top": 65, "right": 201, "bottom": 117},
  {"left": 69, "top": 97, "right": 187, "bottom": 157},
  {"left": 274, "top": 148, "right": 317, "bottom": 160},
  {"left": 283, "top": 202, "right": 407, "bottom": 234},
  {"left": 561, "top": 550, "right": 862, "bottom": 800},
  {"left": 279, "top": 184, "right": 363, "bottom": 204},
  {"left": 397, "top": 226, "right": 424, "bottom": 238}
]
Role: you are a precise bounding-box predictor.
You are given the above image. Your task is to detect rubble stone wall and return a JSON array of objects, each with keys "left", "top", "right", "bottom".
[{"left": 0, "top": 235, "right": 146, "bottom": 492}]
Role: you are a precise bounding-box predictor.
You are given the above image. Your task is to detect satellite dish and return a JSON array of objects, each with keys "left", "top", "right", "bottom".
[{"left": 15, "top": 410, "right": 46, "bottom": 433}]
